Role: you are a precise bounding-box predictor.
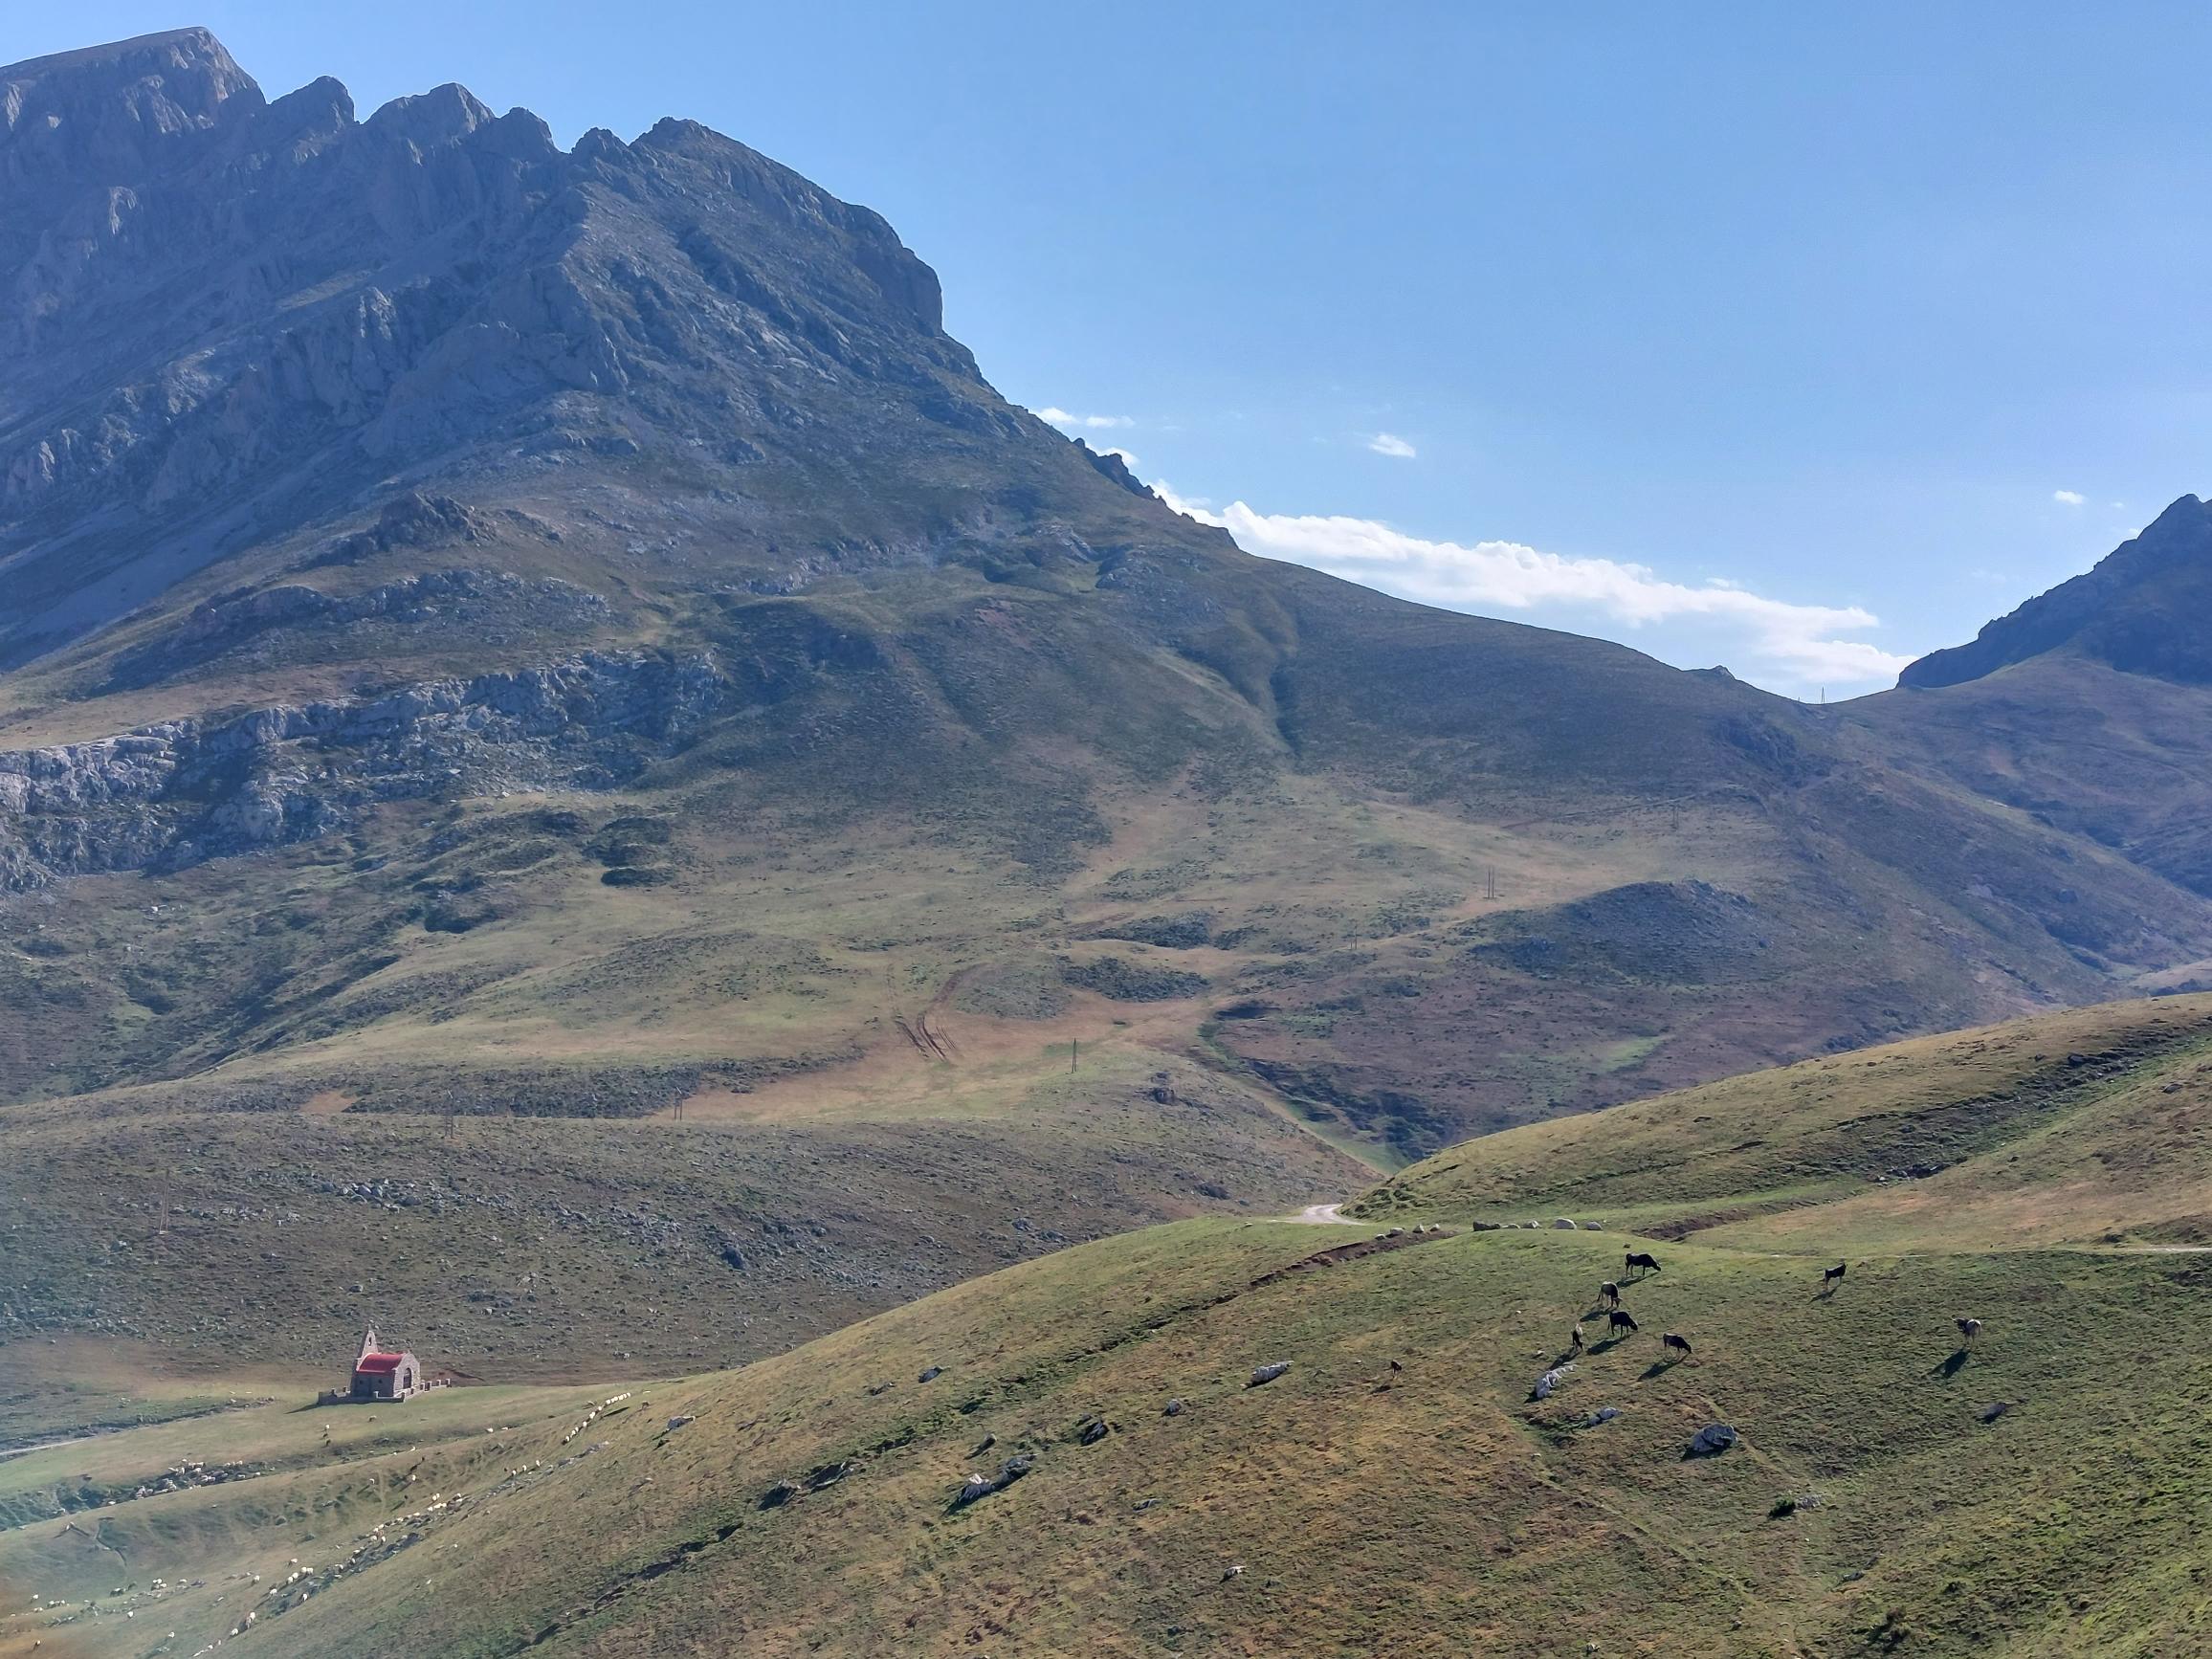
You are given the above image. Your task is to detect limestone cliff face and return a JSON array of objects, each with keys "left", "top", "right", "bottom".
[{"left": 0, "top": 652, "right": 725, "bottom": 887}]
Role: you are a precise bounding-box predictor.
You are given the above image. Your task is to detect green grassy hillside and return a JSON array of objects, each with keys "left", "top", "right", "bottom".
[
  {"left": 1356, "top": 994, "right": 2212, "bottom": 1247},
  {"left": 0, "top": 1038, "right": 1362, "bottom": 1376},
  {"left": 9, "top": 999, "right": 2212, "bottom": 1657}
]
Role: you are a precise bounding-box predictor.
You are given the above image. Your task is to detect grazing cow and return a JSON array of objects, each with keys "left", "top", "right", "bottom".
[
  {"left": 1607, "top": 1310, "right": 1639, "bottom": 1336},
  {"left": 1569, "top": 1322, "right": 1585, "bottom": 1355},
  {"left": 1956, "top": 1317, "right": 1982, "bottom": 1348},
  {"left": 1661, "top": 1333, "right": 1692, "bottom": 1360},
  {"left": 1625, "top": 1250, "right": 1662, "bottom": 1278},
  {"left": 1822, "top": 1262, "right": 1847, "bottom": 1287},
  {"left": 1600, "top": 1280, "right": 1622, "bottom": 1310}
]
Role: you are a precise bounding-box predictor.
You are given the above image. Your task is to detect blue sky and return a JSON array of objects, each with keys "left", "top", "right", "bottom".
[{"left": 22, "top": 5, "right": 2212, "bottom": 697}]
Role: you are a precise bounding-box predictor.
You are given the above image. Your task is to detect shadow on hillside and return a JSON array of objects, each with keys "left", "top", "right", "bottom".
[
  {"left": 1638, "top": 1360, "right": 1682, "bottom": 1382},
  {"left": 1932, "top": 1350, "right": 1971, "bottom": 1380}
]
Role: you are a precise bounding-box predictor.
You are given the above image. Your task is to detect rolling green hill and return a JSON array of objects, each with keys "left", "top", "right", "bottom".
[
  {"left": 1358, "top": 994, "right": 2212, "bottom": 1247},
  {"left": 7, "top": 998, "right": 2211, "bottom": 1657}
]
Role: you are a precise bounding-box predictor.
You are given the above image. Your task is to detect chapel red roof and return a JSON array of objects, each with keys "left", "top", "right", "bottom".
[{"left": 354, "top": 1353, "right": 407, "bottom": 1373}]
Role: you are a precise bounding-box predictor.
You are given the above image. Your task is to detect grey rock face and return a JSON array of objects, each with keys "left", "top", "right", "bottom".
[
  {"left": 0, "top": 650, "right": 724, "bottom": 887},
  {"left": 1900, "top": 494, "right": 2212, "bottom": 688},
  {"left": 0, "top": 29, "right": 1026, "bottom": 671},
  {"left": 1685, "top": 1423, "right": 1737, "bottom": 1458}
]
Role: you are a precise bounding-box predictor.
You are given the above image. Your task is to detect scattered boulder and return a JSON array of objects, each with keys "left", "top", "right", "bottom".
[
  {"left": 1586, "top": 1406, "right": 1623, "bottom": 1427},
  {"left": 1685, "top": 1423, "right": 1738, "bottom": 1458},
  {"left": 664, "top": 1415, "right": 695, "bottom": 1431},
  {"left": 1583, "top": 1220, "right": 1606, "bottom": 1230},
  {"left": 1532, "top": 1364, "right": 1573, "bottom": 1402},
  {"left": 949, "top": 1453, "right": 1033, "bottom": 1511},
  {"left": 1470, "top": 1220, "right": 1504, "bottom": 1232},
  {"left": 1077, "top": 1415, "right": 1113, "bottom": 1446},
  {"left": 1552, "top": 1218, "right": 1579, "bottom": 1230},
  {"left": 1979, "top": 1401, "right": 2017, "bottom": 1424},
  {"left": 805, "top": 1460, "right": 854, "bottom": 1491},
  {"left": 918, "top": 1366, "right": 942, "bottom": 1383},
  {"left": 1249, "top": 1361, "right": 1293, "bottom": 1387},
  {"left": 759, "top": 1480, "right": 800, "bottom": 1510},
  {"left": 1163, "top": 1399, "right": 1184, "bottom": 1417}
]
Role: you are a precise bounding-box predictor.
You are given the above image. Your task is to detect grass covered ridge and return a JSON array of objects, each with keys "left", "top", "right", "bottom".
[{"left": 1357, "top": 994, "right": 2212, "bottom": 1248}]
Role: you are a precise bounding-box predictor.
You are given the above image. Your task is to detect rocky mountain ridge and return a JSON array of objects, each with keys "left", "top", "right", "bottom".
[
  {"left": 1899, "top": 493, "right": 2212, "bottom": 688},
  {"left": 0, "top": 26, "right": 1082, "bottom": 673}
]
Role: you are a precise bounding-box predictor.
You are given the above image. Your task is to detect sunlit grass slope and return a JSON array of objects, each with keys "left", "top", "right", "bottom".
[
  {"left": 1358, "top": 994, "right": 2212, "bottom": 1248},
  {"left": 10, "top": 999, "right": 2212, "bottom": 1658}
]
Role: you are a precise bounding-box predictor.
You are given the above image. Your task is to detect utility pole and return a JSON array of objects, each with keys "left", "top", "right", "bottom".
[{"left": 1070, "top": 1039, "right": 1078, "bottom": 1074}]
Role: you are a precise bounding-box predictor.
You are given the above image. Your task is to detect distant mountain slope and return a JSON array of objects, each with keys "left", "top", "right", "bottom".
[
  {"left": 1899, "top": 494, "right": 2212, "bottom": 688},
  {"left": 9, "top": 31, "right": 2212, "bottom": 1370},
  {"left": 1853, "top": 500, "right": 2212, "bottom": 912}
]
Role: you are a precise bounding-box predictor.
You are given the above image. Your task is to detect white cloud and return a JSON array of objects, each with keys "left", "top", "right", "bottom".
[
  {"left": 2052, "top": 489, "right": 2086, "bottom": 506},
  {"left": 1366, "top": 431, "right": 1418, "bottom": 459},
  {"left": 1157, "top": 486, "right": 1910, "bottom": 697},
  {"left": 1035, "top": 406, "right": 1135, "bottom": 431}
]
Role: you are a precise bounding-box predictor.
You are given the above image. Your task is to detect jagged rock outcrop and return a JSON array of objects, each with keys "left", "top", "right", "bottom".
[
  {"left": 0, "top": 651, "right": 724, "bottom": 887},
  {"left": 0, "top": 27, "right": 1086, "bottom": 671},
  {"left": 1899, "top": 495, "right": 2212, "bottom": 688}
]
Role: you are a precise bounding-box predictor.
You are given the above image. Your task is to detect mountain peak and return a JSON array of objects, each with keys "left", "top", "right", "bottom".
[
  {"left": 1898, "top": 493, "right": 2212, "bottom": 689},
  {"left": 3, "top": 25, "right": 237, "bottom": 77},
  {"left": 1, "top": 28, "right": 263, "bottom": 149}
]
